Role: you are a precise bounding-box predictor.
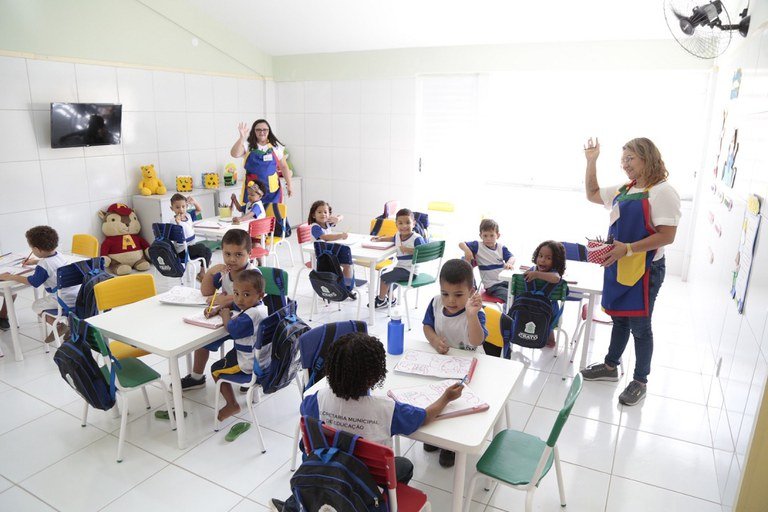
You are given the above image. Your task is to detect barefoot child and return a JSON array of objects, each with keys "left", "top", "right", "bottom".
[{"left": 206, "top": 269, "right": 268, "bottom": 421}]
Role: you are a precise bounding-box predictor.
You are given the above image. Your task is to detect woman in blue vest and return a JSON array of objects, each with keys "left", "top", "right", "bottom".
[
  {"left": 230, "top": 119, "right": 293, "bottom": 204},
  {"left": 580, "top": 137, "right": 681, "bottom": 406}
]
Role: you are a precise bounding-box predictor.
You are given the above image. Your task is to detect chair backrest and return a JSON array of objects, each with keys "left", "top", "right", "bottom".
[
  {"left": 296, "top": 223, "right": 313, "bottom": 245},
  {"left": 383, "top": 200, "right": 400, "bottom": 218},
  {"left": 257, "top": 266, "right": 289, "bottom": 297},
  {"left": 546, "top": 374, "right": 583, "bottom": 447},
  {"left": 248, "top": 216, "right": 276, "bottom": 238},
  {"left": 152, "top": 223, "right": 186, "bottom": 244},
  {"left": 412, "top": 240, "right": 445, "bottom": 265},
  {"left": 369, "top": 218, "right": 397, "bottom": 238},
  {"left": 300, "top": 417, "right": 397, "bottom": 492},
  {"left": 427, "top": 201, "right": 454, "bottom": 213},
  {"left": 483, "top": 306, "right": 511, "bottom": 349},
  {"left": 71, "top": 234, "right": 99, "bottom": 258},
  {"left": 510, "top": 274, "right": 569, "bottom": 301},
  {"left": 56, "top": 257, "right": 106, "bottom": 289},
  {"left": 561, "top": 242, "right": 587, "bottom": 262},
  {"left": 93, "top": 274, "right": 156, "bottom": 311},
  {"left": 299, "top": 321, "right": 368, "bottom": 388},
  {"left": 266, "top": 202, "right": 288, "bottom": 220}
]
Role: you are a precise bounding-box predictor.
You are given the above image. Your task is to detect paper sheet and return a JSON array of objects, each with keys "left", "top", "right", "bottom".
[
  {"left": 158, "top": 286, "right": 209, "bottom": 306},
  {"left": 393, "top": 350, "right": 473, "bottom": 379},
  {"left": 731, "top": 195, "right": 761, "bottom": 313},
  {"left": 387, "top": 380, "right": 488, "bottom": 419}
]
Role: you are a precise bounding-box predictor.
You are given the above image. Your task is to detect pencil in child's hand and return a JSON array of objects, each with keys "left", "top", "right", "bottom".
[
  {"left": 207, "top": 290, "right": 218, "bottom": 314},
  {"left": 22, "top": 251, "right": 33, "bottom": 266}
]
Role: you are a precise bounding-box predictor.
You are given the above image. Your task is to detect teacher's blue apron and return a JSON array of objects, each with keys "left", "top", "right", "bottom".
[
  {"left": 242, "top": 145, "right": 282, "bottom": 204},
  {"left": 602, "top": 181, "right": 656, "bottom": 317}
]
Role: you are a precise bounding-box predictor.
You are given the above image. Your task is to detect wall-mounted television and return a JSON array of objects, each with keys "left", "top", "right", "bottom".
[{"left": 50, "top": 103, "right": 122, "bottom": 149}]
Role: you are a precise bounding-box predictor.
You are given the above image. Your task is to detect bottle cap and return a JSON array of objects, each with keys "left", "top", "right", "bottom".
[{"left": 390, "top": 309, "right": 401, "bottom": 321}]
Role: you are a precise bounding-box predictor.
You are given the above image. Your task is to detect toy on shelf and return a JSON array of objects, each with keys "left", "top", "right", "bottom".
[
  {"left": 138, "top": 164, "right": 167, "bottom": 196},
  {"left": 202, "top": 172, "right": 220, "bottom": 189},
  {"left": 176, "top": 175, "right": 193, "bottom": 192},
  {"left": 223, "top": 163, "right": 238, "bottom": 186},
  {"left": 98, "top": 203, "right": 151, "bottom": 275}
]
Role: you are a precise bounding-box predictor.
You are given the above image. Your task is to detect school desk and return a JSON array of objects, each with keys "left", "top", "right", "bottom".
[
  {"left": 192, "top": 216, "right": 252, "bottom": 241},
  {"left": 87, "top": 295, "right": 226, "bottom": 449},
  {"left": 304, "top": 340, "right": 524, "bottom": 512},
  {"left": 299, "top": 234, "right": 398, "bottom": 326}
]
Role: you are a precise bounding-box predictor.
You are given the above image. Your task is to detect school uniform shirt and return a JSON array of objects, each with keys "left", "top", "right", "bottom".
[
  {"left": 226, "top": 303, "right": 269, "bottom": 373},
  {"left": 599, "top": 180, "right": 681, "bottom": 261},
  {"left": 244, "top": 200, "right": 266, "bottom": 220},
  {"left": 310, "top": 222, "right": 335, "bottom": 241},
  {"left": 300, "top": 387, "right": 426, "bottom": 448},
  {"left": 394, "top": 232, "right": 426, "bottom": 271},
  {"left": 423, "top": 294, "right": 488, "bottom": 351},
  {"left": 212, "top": 262, "right": 260, "bottom": 296},
  {"left": 27, "top": 253, "right": 81, "bottom": 308},
  {"left": 465, "top": 241, "right": 513, "bottom": 289},
  {"left": 172, "top": 214, "right": 196, "bottom": 252}
]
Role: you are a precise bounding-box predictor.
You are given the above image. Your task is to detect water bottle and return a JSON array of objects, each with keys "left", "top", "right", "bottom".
[{"left": 387, "top": 310, "right": 405, "bottom": 355}]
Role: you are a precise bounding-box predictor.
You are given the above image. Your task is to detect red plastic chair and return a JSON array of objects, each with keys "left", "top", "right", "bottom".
[
  {"left": 299, "top": 418, "right": 431, "bottom": 512},
  {"left": 248, "top": 216, "right": 276, "bottom": 264},
  {"left": 291, "top": 223, "right": 314, "bottom": 298}
]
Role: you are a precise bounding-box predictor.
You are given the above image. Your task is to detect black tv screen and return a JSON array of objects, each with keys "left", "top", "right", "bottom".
[{"left": 50, "top": 103, "right": 122, "bottom": 148}]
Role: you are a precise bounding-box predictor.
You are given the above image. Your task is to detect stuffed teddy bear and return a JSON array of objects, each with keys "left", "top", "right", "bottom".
[
  {"left": 138, "top": 164, "right": 167, "bottom": 196},
  {"left": 98, "top": 203, "right": 151, "bottom": 275}
]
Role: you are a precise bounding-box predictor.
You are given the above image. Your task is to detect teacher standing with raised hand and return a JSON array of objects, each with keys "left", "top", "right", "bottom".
[
  {"left": 230, "top": 119, "right": 293, "bottom": 205},
  {"left": 580, "top": 137, "right": 681, "bottom": 406}
]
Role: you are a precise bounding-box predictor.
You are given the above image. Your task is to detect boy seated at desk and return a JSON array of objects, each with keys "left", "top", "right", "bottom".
[
  {"left": 170, "top": 193, "right": 212, "bottom": 281},
  {"left": 269, "top": 332, "right": 463, "bottom": 512},
  {"left": 0, "top": 226, "right": 80, "bottom": 342},
  {"left": 422, "top": 258, "right": 487, "bottom": 467}
]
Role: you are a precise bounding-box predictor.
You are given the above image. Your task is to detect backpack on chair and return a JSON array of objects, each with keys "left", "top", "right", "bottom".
[
  {"left": 148, "top": 223, "right": 186, "bottom": 278},
  {"left": 290, "top": 416, "right": 386, "bottom": 512},
  {"left": 266, "top": 203, "right": 292, "bottom": 238},
  {"left": 308, "top": 242, "right": 353, "bottom": 302},
  {"left": 253, "top": 300, "right": 310, "bottom": 394},
  {"left": 506, "top": 279, "right": 566, "bottom": 351},
  {"left": 71, "top": 258, "right": 113, "bottom": 319}
]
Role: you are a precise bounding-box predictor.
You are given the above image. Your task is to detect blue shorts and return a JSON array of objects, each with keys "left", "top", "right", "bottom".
[{"left": 204, "top": 335, "right": 229, "bottom": 351}]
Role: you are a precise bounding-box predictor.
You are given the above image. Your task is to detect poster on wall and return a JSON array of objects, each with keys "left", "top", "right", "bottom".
[
  {"left": 731, "top": 195, "right": 761, "bottom": 313},
  {"left": 721, "top": 128, "right": 739, "bottom": 188}
]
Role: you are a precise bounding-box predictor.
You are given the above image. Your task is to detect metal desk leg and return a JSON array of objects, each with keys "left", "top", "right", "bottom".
[
  {"left": 4, "top": 287, "right": 23, "bottom": 361},
  {"left": 169, "top": 356, "right": 186, "bottom": 449},
  {"left": 368, "top": 261, "right": 377, "bottom": 326},
  {"left": 579, "top": 293, "right": 596, "bottom": 370},
  {"left": 452, "top": 451, "right": 468, "bottom": 512}
]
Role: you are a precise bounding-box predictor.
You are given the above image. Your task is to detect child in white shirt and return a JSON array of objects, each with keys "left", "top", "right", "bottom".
[
  {"left": 459, "top": 218, "right": 515, "bottom": 302},
  {"left": 371, "top": 208, "right": 425, "bottom": 308},
  {"left": 170, "top": 193, "right": 212, "bottom": 281}
]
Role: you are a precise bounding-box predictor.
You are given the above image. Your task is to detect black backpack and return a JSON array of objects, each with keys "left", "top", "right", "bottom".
[
  {"left": 266, "top": 203, "right": 292, "bottom": 239},
  {"left": 290, "top": 416, "right": 386, "bottom": 512},
  {"left": 301, "top": 321, "right": 368, "bottom": 390},
  {"left": 506, "top": 279, "right": 565, "bottom": 350},
  {"left": 308, "top": 242, "right": 353, "bottom": 302},
  {"left": 53, "top": 315, "right": 118, "bottom": 411},
  {"left": 149, "top": 223, "right": 186, "bottom": 278},
  {"left": 254, "top": 300, "right": 310, "bottom": 394},
  {"left": 71, "top": 258, "right": 113, "bottom": 319}
]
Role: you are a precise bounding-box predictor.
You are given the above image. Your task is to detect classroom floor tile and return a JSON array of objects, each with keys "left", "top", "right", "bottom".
[{"left": 605, "top": 476, "right": 722, "bottom": 512}]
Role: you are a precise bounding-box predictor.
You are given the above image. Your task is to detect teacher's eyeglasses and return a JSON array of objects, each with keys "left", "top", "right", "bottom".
[
  {"left": 254, "top": 128, "right": 269, "bottom": 133},
  {"left": 620, "top": 155, "right": 636, "bottom": 165}
]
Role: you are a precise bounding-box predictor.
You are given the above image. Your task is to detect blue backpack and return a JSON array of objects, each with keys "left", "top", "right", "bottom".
[
  {"left": 300, "top": 321, "right": 368, "bottom": 390},
  {"left": 254, "top": 300, "right": 310, "bottom": 394},
  {"left": 505, "top": 279, "right": 565, "bottom": 351},
  {"left": 53, "top": 315, "right": 119, "bottom": 411},
  {"left": 68, "top": 258, "right": 113, "bottom": 319},
  {"left": 308, "top": 242, "right": 354, "bottom": 302},
  {"left": 290, "top": 416, "right": 386, "bottom": 512},
  {"left": 149, "top": 223, "right": 186, "bottom": 278}
]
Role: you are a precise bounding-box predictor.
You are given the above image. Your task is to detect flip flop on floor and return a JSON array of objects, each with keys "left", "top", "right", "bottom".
[
  {"left": 225, "top": 421, "right": 251, "bottom": 442},
  {"left": 154, "top": 410, "right": 188, "bottom": 420}
]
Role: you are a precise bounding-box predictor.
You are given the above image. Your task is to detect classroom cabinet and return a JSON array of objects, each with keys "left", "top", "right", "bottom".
[{"left": 132, "top": 189, "right": 216, "bottom": 243}]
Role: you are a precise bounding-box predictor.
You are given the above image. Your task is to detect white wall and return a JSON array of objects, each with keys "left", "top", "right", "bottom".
[{"left": 0, "top": 55, "right": 273, "bottom": 253}]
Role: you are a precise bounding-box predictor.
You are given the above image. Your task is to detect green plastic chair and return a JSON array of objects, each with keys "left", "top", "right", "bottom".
[
  {"left": 463, "top": 374, "right": 583, "bottom": 512},
  {"left": 387, "top": 240, "right": 446, "bottom": 330},
  {"left": 76, "top": 317, "right": 175, "bottom": 463}
]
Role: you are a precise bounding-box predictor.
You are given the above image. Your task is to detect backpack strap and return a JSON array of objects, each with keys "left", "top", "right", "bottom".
[
  {"left": 270, "top": 267, "right": 285, "bottom": 295},
  {"left": 332, "top": 429, "right": 360, "bottom": 455},
  {"left": 304, "top": 416, "right": 330, "bottom": 452},
  {"left": 370, "top": 215, "right": 385, "bottom": 236},
  {"left": 307, "top": 322, "right": 337, "bottom": 389}
]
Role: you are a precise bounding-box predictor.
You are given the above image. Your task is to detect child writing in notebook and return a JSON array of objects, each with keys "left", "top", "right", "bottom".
[
  {"left": 170, "top": 193, "right": 212, "bottom": 281},
  {"left": 422, "top": 258, "right": 487, "bottom": 467},
  {"left": 180, "top": 229, "right": 261, "bottom": 390},
  {"left": 0, "top": 226, "right": 80, "bottom": 341},
  {"left": 459, "top": 218, "right": 515, "bottom": 302},
  {"left": 268, "top": 332, "right": 464, "bottom": 512},
  {"left": 205, "top": 269, "right": 268, "bottom": 421},
  {"left": 523, "top": 240, "right": 567, "bottom": 348},
  {"left": 371, "top": 208, "right": 425, "bottom": 309},
  {"left": 231, "top": 179, "right": 267, "bottom": 225},
  {"left": 308, "top": 200, "right": 353, "bottom": 282}
]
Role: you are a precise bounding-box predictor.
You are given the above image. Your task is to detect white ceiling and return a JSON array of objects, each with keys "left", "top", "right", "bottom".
[{"left": 185, "top": 0, "right": 695, "bottom": 56}]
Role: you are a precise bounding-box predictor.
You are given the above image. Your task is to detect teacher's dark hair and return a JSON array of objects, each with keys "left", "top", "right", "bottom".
[
  {"left": 326, "top": 332, "right": 388, "bottom": 400},
  {"left": 623, "top": 138, "right": 668, "bottom": 187},
  {"left": 247, "top": 119, "right": 283, "bottom": 151}
]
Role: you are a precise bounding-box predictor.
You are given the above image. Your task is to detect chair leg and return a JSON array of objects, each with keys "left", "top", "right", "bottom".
[
  {"left": 245, "top": 386, "right": 267, "bottom": 453},
  {"left": 404, "top": 290, "right": 412, "bottom": 331},
  {"left": 394, "top": 435, "right": 401, "bottom": 457},
  {"left": 185, "top": 353, "right": 193, "bottom": 375},
  {"left": 554, "top": 445, "right": 566, "bottom": 507},
  {"left": 159, "top": 380, "right": 176, "bottom": 430},
  {"left": 117, "top": 393, "right": 128, "bottom": 462},
  {"left": 286, "top": 242, "right": 295, "bottom": 266},
  {"left": 81, "top": 401, "right": 89, "bottom": 427},
  {"left": 141, "top": 387, "right": 151, "bottom": 409},
  {"left": 463, "top": 473, "right": 482, "bottom": 512},
  {"left": 505, "top": 401, "right": 512, "bottom": 430},
  {"left": 213, "top": 378, "right": 223, "bottom": 432},
  {"left": 290, "top": 419, "right": 301, "bottom": 471},
  {"left": 292, "top": 267, "right": 306, "bottom": 299},
  {"left": 525, "top": 488, "right": 537, "bottom": 512}
]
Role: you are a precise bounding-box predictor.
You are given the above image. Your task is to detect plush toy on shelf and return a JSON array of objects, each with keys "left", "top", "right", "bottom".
[
  {"left": 138, "top": 164, "right": 167, "bottom": 196},
  {"left": 98, "top": 203, "right": 151, "bottom": 275},
  {"left": 223, "top": 163, "right": 238, "bottom": 186},
  {"left": 176, "top": 175, "right": 193, "bottom": 192},
  {"left": 202, "top": 172, "right": 220, "bottom": 189}
]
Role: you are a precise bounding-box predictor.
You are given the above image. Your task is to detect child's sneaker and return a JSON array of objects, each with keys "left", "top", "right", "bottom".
[
  {"left": 619, "top": 380, "right": 647, "bottom": 406},
  {"left": 374, "top": 296, "right": 388, "bottom": 309},
  {"left": 0, "top": 317, "right": 9, "bottom": 330},
  {"left": 389, "top": 297, "right": 398, "bottom": 307},
  {"left": 580, "top": 363, "right": 619, "bottom": 382},
  {"left": 180, "top": 374, "right": 206, "bottom": 390},
  {"left": 348, "top": 291, "right": 357, "bottom": 301}
]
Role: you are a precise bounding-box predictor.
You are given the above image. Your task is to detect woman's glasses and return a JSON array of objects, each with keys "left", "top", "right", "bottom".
[
  {"left": 254, "top": 128, "right": 269, "bottom": 133},
  {"left": 620, "top": 155, "right": 636, "bottom": 164}
]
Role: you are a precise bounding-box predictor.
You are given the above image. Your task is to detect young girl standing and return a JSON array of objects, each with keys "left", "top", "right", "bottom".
[{"left": 523, "top": 240, "right": 566, "bottom": 347}]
